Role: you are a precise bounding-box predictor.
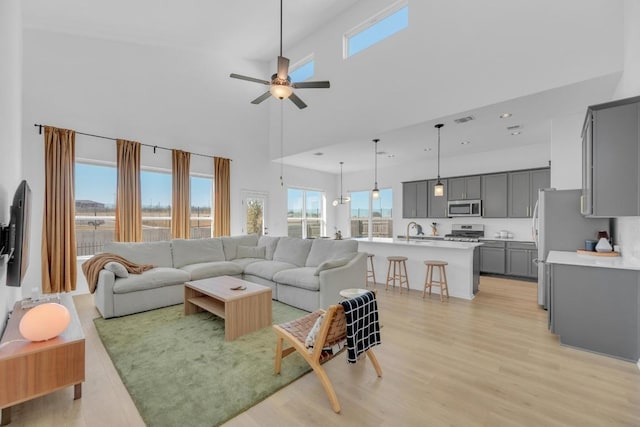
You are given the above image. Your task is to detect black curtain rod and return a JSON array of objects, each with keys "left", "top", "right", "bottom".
[{"left": 33, "top": 124, "right": 230, "bottom": 161}]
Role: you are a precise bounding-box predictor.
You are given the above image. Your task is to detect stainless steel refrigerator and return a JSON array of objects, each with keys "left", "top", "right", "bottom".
[{"left": 532, "top": 189, "right": 610, "bottom": 309}]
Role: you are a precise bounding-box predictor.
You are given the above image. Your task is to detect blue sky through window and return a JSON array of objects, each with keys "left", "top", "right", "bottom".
[
  {"left": 348, "top": 5, "right": 408, "bottom": 57},
  {"left": 289, "top": 60, "right": 314, "bottom": 82},
  {"left": 75, "top": 163, "right": 212, "bottom": 208}
]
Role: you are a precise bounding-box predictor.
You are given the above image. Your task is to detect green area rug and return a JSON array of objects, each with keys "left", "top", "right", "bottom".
[{"left": 94, "top": 302, "right": 311, "bottom": 427}]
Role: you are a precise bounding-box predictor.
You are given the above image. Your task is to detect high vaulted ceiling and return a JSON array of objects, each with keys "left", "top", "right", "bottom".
[{"left": 22, "top": 0, "right": 626, "bottom": 174}]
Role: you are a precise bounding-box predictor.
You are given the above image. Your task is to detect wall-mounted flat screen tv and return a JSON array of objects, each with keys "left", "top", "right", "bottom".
[{"left": 3, "top": 180, "right": 32, "bottom": 287}]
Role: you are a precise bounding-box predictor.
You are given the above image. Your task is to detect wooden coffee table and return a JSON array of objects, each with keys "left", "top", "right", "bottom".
[{"left": 184, "top": 276, "right": 272, "bottom": 341}]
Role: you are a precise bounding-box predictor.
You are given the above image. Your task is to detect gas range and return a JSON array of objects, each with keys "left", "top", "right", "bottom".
[{"left": 444, "top": 224, "right": 484, "bottom": 242}]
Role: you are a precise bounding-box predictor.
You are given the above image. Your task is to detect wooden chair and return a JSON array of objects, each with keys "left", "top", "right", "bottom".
[{"left": 273, "top": 304, "right": 382, "bottom": 413}]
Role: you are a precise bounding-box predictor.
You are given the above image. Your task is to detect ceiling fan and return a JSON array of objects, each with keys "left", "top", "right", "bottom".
[{"left": 229, "top": 0, "right": 330, "bottom": 109}]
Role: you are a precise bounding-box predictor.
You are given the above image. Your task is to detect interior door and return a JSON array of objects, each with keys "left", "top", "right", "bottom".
[{"left": 241, "top": 191, "right": 268, "bottom": 236}]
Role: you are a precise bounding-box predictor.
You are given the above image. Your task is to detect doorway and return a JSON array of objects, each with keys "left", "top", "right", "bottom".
[{"left": 241, "top": 191, "right": 268, "bottom": 236}]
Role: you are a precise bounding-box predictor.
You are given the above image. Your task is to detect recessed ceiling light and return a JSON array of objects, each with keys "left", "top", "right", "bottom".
[
  {"left": 313, "top": 152, "right": 324, "bottom": 156},
  {"left": 377, "top": 151, "right": 387, "bottom": 155},
  {"left": 424, "top": 148, "right": 432, "bottom": 152},
  {"left": 500, "top": 113, "right": 512, "bottom": 119},
  {"left": 387, "top": 154, "right": 395, "bottom": 158},
  {"left": 460, "top": 140, "right": 471, "bottom": 145},
  {"left": 511, "top": 131, "right": 521, "bottom": 135}
]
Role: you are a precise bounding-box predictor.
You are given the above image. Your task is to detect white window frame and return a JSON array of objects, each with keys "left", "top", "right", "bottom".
[
  {"left": 349, "top": 188, "right": 393, "bottom": 239},
  {"left": 287, "top": 187, "right": 326, "bottom": 239},
  {"left": 343, "top": 0, "right": 408, "bottom": 59},
  {"left": 289, "top": 54, "right": 315, "bottom": 82}
]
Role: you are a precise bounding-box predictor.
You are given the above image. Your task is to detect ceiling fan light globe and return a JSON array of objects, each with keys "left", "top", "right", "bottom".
[{"left": 270, "top": 84, "right": 293, "bottom": 100}]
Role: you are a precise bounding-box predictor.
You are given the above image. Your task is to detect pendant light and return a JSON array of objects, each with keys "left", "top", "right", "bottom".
[
  {"left": 434, "top": 123, "right": 445, "bottom": 197},
  {"left": 372, "top": 138, "right": 380, "bottom": 200},
  {"left": 332, "top": 162, "right": 351, "bottom": 206}
]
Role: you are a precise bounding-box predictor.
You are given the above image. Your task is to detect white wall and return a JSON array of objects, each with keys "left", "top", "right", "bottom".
[
  {"left": 341, "top": 143, "right": 549, "bottom": 241},
  {"left": 613, "top": 0, "right": 640, "bottom": 260},
  {"left": 270, "top": 0, "right": 623, "bottom": 158},
  {"left": 0, "top": 0, "right": 23, "bottom": 331},
  {"left": 550, "top": 113, "right": 584, "bottom": 189},
  {"left": 21, "top": 30, "right": 280, "bottom": 291}
]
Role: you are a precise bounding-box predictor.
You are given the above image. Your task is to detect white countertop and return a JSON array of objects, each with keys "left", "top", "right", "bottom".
[
  {"left": 546, "top": 250, "right": 640, "bottom": 271},
  {"left": 479, "top": 237, "right": 535, "bottom": 243},
  {"left": 354, "top": 237, "right": 482, "bottom": 250}
]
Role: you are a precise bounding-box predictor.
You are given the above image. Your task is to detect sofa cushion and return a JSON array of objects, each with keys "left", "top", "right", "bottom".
[
  {"left": 273, "top": 267, "right": 320, "bottom": 291},
  {"left": 171, "top": 238, "right": 225, "bottom": 268},
  {"left": 244, "top": 260, "right": 298, "bottom": 281},
  {"left": 273, "top": 237, "right": 313, "bottom": 267},
  {"left": 314, "top": 256, "right": 353, "bottom": 276},
  {"left": 236, "top": 245, "right": 265, "bottom": 259},
  {"left": 257, "top": 236, "right": 280, "bottom": 260},
  {"left": 103, "top": 241, "right": 173, "bottom": 268},
  {"left": 305, "top": 239, "right": 359, "bottom": 267},
  {"left": 230, "top": 258, "right": 263, "bottom": 269},
  {"left": 112, "top": 267, "right": 190, "bottom": 294},
  {"left": 221, "top": 234, "right": 259, "bottom": 260},
  {"left": 180, "top": 261, "right": 243, "bottom": 281},
  {"left": 105, "top": 261, "right": 129, "bottom": 278}
]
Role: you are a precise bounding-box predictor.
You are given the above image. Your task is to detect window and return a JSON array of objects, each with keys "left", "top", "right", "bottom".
[
  {"left": 287, "top": 188, "right": 325, "bottom": 238},
  {"left": 349, "top": 188, "right": 393, "bottom": 238},
  {"left": 190, "top": 175, "right": 213, "bottom": 238},
  {"left": 141, "top": 169, "right": 172, "bottom": 243},
  {"left": 75, "top": 162, "right": 117, "bottom": 255},
  {"left": 289, "top": 56, "right": 314, "bottom": 82},
  {"left": 344, "top": 1, "right": 408, "bottom": 58}
]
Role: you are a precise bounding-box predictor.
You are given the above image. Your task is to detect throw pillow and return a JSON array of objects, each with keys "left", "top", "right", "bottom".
[
  {"left": 104, "top": 261, "right": 129, "bottom": 278},
  {"left": 313, "top": 257, "right": 351, "bottom": 276},
  {"left": 236, "top": 245, "right": 266, "bottom": 259},
  {"left": 305, "top": 314, "right": 324, "bottom": 349}
]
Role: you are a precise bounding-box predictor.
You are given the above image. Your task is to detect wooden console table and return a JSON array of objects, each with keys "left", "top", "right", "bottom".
[{"left": 0, "top": 294, "right": 85, "bottom": 425}]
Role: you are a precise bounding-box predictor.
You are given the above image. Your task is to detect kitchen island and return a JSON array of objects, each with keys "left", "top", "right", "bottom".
[{"left": 355, "top": 238, "right": 482, "bottom": 300}]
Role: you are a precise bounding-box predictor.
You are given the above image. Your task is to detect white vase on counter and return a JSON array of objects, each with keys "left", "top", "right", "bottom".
[{"left": 595, "top": 237, "right": 612, "bottom": 252}]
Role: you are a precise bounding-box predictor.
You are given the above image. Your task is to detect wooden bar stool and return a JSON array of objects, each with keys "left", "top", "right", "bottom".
[
  {"left": 366, "top": 253, "right": 377, "bottom": 287},
  {"left": 423, "top": 260, "right": 449, "bottom": 302},
  {"left": 385, "top": 256, "right": 409, "bottom": 294}
]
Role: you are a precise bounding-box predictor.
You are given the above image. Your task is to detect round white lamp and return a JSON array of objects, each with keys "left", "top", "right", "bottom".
[{"left": 19, "top": 303, "right": 71, "bottom": 342}]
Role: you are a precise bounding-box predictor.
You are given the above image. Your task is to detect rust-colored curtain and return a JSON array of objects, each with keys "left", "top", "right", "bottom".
[
  {"left": 41, "top": 126, "right": 77, "bottom": 293},
  {"left": 171, "top": 150, "right": 191, "bottom": 239},
  {"left": 115, "top": 139, "right": 142, "bottom": 242},
  {"left": 214, "top": 157, "right": 230, "bottom": 237}
]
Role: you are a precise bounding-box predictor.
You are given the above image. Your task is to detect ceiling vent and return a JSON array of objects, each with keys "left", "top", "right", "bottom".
[
  {"left": 453, "top": 115, "right": 475, "bottom": 124},
  {"left": 507, "top": 124, "right": 522, "bottom": 131}
]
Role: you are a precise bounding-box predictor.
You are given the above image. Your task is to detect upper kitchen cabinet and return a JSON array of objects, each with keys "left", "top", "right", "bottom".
[
  {"left": 448, "top": 176, "right": 481, "bottom": 201},
  {"left": 428, "top": 179, "right": 448, "bottom": 218},
  {"left": 402, "top": 180, "right": 428, "bottom": 218},
  {"left": 481, "top": 173, "right": 508, "bottom": 218},
  {"left": 581, "top": 96, "right": 640, "bottom": 217},
  {"left": 508, "top": 168, "right": 550, "bottom": 218}
]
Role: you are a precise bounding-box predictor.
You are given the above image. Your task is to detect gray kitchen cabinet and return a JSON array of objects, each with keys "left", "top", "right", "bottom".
[
  {"left": 506, "top": 242, "right": 537, "bottom": 278},
  {"left": 427, "top": 179, "right": 448, "bottom": 218},
  {"left": 479, "top": 241, "right": 505, "bottom": 274},
  {"left": 581, "top": 96, "right": 640, "bottom": 217},
  {"left": 551, "top": 263, "right": 639, "bottom": 361},
  {"left": 448, "top": 176, "right": 481, "bottom": 200},
  {"left": 481, "top": 173, "right": 508, "bottom": 217},
  {"left": 508, "top": 168, "right": 550, "bottom": 218},
  {"left": 402, "top": 180, "right": 428, "bottom": 218}
]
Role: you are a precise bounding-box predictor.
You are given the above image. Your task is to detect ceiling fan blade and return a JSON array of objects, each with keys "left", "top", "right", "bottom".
[
  {"left": 230, "top": 73, "right": 270, "bottom": 85},
  {"left": 289, "top": 92, "right": 307, "bottom": 109},
  {"left": 251, "top": 91, "right": 272, "bottom": 104},
  {"left": 277, "top": 56, "right": 289, "bottom": 80},
  {"left": 291, "top": 80, "right": 330, "bottom": 89}
]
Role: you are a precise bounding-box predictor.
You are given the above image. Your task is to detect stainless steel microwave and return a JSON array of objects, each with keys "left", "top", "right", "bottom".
[{"left": 447, "top": 199, "right": 482, "bottom": 217}]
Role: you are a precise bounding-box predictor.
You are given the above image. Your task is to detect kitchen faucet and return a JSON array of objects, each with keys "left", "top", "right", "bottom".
[{"left": 406, "top": 221, "right": 419, "bottom": 242}]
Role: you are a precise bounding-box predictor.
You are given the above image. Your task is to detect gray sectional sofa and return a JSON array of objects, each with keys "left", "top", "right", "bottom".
[{"left": 93, "top": 234, "right": 366, "bottom": 318}]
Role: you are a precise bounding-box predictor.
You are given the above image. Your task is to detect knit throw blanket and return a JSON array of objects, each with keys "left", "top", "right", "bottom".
[
  {"left": 82, "top": 253, "right": 154, "bottom": 294},
  {"left": 340, "top": 291, "right": 381, "bottom": 363}
]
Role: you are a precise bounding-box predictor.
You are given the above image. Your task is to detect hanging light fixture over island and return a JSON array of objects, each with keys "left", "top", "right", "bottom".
[
  {"left": 434, "top": 123, "right": 445, "bottom": 197},
  {"left": 332, "top": 161, "right": 351, "bottom": 206},
  {"left": 372, "top": 138, "right": 380, "bottom": 200}
]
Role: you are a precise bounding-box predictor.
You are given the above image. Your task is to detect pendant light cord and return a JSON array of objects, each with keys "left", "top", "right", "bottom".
[
  {"left": 280, "top": 102, "right": 284, "bottom": 187},
  {"left": 437, "top": 127, "right": 440, "bottom": 179},
  {"left": 374, "top": 139, "right": 378, "bottom": 187}
]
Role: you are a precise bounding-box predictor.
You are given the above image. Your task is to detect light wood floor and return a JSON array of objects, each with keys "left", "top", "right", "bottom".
[{"left": 4, "top": 276, "right": 639, "bottom": 426}]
